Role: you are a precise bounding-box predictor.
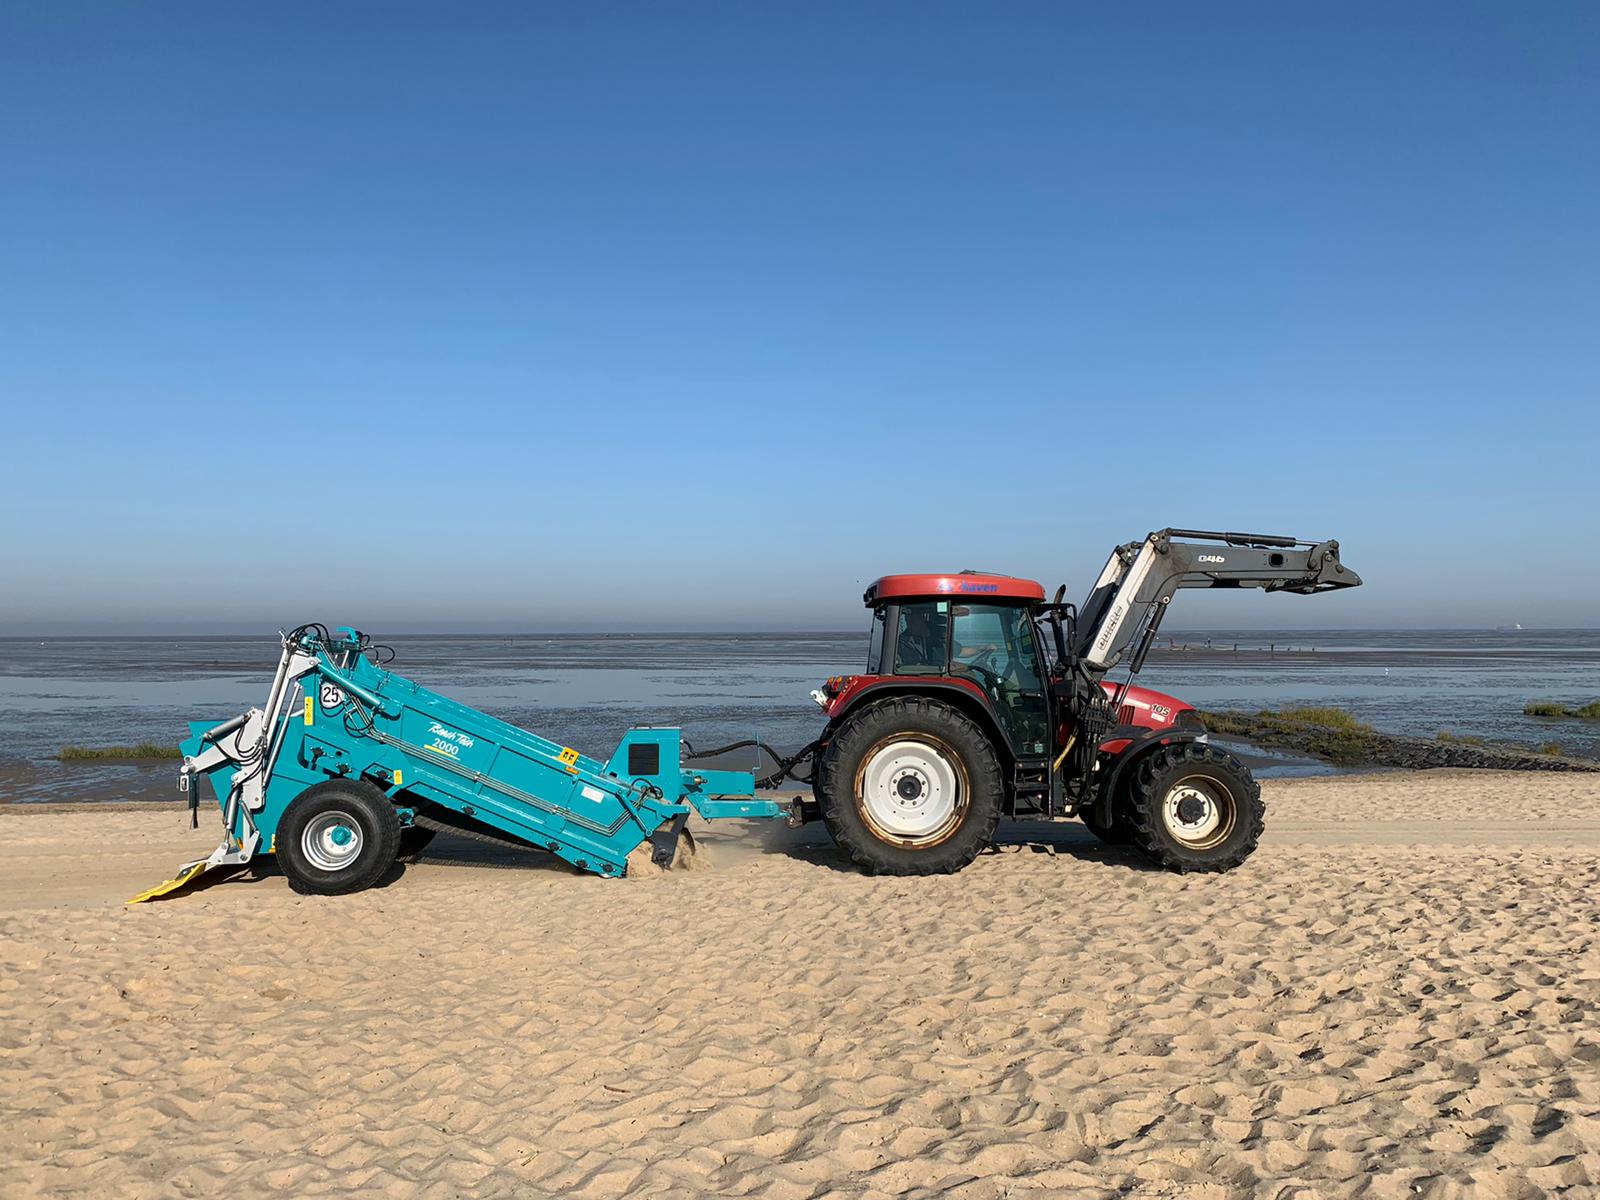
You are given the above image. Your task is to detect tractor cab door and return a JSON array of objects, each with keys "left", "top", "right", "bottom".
[{"left": 949, "top": 603, "right": 1050, "bottom": 759}]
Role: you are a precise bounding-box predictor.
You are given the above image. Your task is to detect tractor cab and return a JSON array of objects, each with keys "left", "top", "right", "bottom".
[{"left": 819, "top": 572, "right": 1054, "bottom": 763}]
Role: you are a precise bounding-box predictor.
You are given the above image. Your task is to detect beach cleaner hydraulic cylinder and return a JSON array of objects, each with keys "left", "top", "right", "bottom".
[{"left": 130, "top": 625, "right": 798, "bottom": 901}]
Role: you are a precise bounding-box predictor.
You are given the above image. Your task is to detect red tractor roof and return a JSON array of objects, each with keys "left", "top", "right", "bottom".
[{"left": 864, "top": 572, "right": 1047, "bottom": 606}]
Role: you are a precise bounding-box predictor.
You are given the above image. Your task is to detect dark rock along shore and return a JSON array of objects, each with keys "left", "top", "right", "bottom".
[{"left": 1201, "top": 711, "right": 1600, "bottom": 773}]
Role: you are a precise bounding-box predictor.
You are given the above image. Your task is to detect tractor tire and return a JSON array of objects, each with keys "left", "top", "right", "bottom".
[
  {"left": 277, "top": 779, "right": 402, "bottom": 896},
  {"left": 397, "top": 825, "right": 436, "bottom": 860},
  {"left": 814, "top": 697, "right": 1003, "bottom": 875},
  {"left": 1123, "top": 743, "right": 1263, "bottom": 872}
]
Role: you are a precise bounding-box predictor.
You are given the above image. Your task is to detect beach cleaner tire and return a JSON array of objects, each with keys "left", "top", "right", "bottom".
[
  {"left": 277, "top": 780, "right": 401, "bottom": 896},
  {"left": 815, "top": 697, "right": 1002, "bottom": 875},
  {"left": 1124, "top": 743, "right": 1263, "bottom": 873}
]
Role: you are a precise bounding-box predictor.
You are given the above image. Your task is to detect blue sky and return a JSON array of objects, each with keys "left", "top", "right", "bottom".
[{"left": 1, "top": 2, "right": 1595, "bottom": 633}]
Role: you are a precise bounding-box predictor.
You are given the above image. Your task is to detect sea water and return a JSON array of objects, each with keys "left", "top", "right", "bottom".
[{"left": 0, "top": 629, "right": 1595, "bottom": 803}]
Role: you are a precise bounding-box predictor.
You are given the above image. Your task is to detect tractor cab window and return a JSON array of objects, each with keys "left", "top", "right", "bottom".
[
  {"left": 866, "top": 607, "right": 886, "bottom": 674},
  {"left": 893, "top": 602, "right": 949, "bottom": 675},
  {"left": 951, "top": 604, "right": 1049, "bottom": 756}
]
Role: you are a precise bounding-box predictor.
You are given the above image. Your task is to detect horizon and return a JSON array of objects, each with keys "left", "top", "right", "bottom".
[{"left": 2, "top": 622, "right": 1592, "bottom": 640}]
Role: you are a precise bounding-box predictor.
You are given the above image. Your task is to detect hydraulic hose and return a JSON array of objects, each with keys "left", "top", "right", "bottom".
[{"left": 685, "top": 738, "right": 821, "bottom": 789}]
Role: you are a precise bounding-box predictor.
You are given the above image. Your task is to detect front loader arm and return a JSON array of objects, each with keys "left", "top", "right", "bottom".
[{"left": 1075, "top": 528, "right": 1361, "bottom": 672}]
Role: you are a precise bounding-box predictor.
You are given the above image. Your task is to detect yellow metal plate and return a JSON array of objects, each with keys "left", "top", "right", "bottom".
[{"left": 127, "top": 861, "right": 215, "bottom": 904}]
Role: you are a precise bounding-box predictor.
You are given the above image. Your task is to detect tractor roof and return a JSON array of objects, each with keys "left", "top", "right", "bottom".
[{"left": 864, "top": 572, "right": 1047, "bottom": 606}]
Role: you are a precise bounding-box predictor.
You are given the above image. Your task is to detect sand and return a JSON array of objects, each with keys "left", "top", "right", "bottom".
[{"left": 3, "top": 771, "right": 1599, "bottom": 1199}]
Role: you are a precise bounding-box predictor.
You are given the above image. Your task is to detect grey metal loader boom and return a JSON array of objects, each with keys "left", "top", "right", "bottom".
[{"left": 1074, "top": 529, "right": 1361, "bottom": 674}]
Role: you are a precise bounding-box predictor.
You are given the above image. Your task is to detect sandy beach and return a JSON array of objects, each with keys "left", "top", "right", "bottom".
[{"left": 4, "top": 770, "right": 1598, "bottom": 1198}]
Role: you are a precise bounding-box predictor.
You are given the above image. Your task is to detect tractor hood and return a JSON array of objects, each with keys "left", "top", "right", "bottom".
[{"left": 1102, "top": 682, "right": 1197, "bottom": 730}]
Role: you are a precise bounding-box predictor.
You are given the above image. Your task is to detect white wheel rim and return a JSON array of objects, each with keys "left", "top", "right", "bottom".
[
  {"left": 1162, "top": 777, "right": 1234, "bottom": 849},
  {"left": 302, "top": 810, "right": 364, "bottom": 871},
  {"left": 857, "top": 737, "right": 965, "bottom": 845}
]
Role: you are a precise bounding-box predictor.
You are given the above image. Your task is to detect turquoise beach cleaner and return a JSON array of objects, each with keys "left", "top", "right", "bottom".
[{"left": 131, "top": 625, "right": 796, "bottom": 901}]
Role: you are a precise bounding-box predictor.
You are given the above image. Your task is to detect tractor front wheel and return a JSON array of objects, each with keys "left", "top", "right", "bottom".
[
  {"left": 1124, "top": 743, "right": 1263, "bottom": 872},
  {"left": 277, "top": 780, "right": 402, "bottom": 896},
  {"left": 815, "top": 698, "right": 1002, "bottom": 875}
]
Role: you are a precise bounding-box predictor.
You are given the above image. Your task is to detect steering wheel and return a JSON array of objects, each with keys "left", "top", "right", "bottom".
[
  {"left": 967, "top": 647, "right": 1002, "bottom": 674},
  {"left": 958, "top": 657, "right": 1009, "bottom": 696}
]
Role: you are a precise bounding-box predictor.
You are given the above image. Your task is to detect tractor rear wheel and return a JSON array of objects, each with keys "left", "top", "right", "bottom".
[
  {"left": 277, "top": 780, "right": 402, "bottom": 895},
  {"left": 814, "top": 697, "right": 1002, "bottom": 875},
  {"left": 1124, "top": 743, "right": 1263, "bottom": 872}
]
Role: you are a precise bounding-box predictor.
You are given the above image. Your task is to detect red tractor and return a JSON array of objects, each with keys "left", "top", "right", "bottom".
[{"left": 802, "top": 529, "right": 1360, "bottom": 875}]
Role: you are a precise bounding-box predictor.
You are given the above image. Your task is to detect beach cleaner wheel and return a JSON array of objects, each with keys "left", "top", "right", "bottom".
[{"left": 277, "top": 780, "right": 401, "bottom": 896}]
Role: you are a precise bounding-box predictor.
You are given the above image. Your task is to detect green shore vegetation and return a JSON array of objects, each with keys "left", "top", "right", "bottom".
[
  {"left": 1524, "top": 701, "right": 1600, "bottom": 720},
  {"left": 1201, "top": 706, "right": 1580, "bottom": 763},
  {"left": 59, "top": 743, "right": 182, "bottom": 761},
  {"left": 1197, "top": 706, "right": 1376, "bottom": 764},
  {"left": 1200, "top": 706, "right": 1371, "bottom": 734}
]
